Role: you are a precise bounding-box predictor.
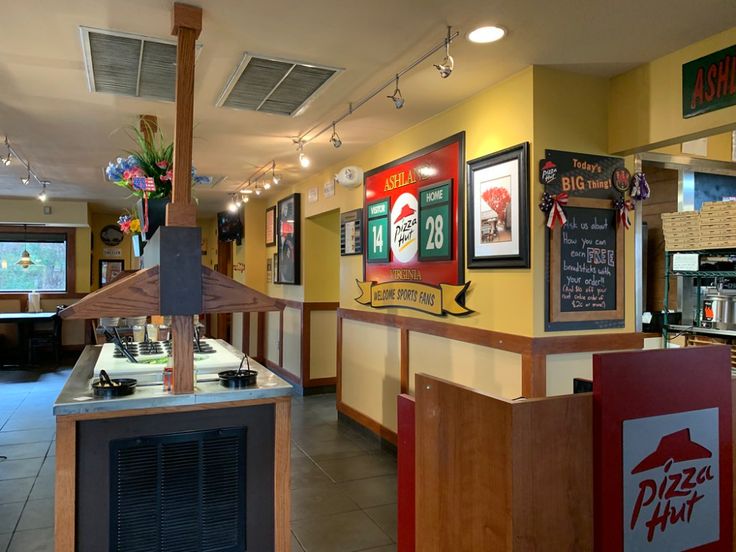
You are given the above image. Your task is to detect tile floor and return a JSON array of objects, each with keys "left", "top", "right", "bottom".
[{"left": 0, "top": 364, "right": 397, "bottom": 552}]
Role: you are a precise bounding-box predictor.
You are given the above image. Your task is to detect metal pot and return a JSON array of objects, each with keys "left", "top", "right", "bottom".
[{"left": 704, "top": 294, "right": 736, "bottom": 329}]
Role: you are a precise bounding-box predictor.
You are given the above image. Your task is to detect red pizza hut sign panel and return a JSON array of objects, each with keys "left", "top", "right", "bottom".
[
  {"left": 358, "top": 133, "right": 469, "bottom": 316},
  {"left": 364, "top": 133, "right": 464, "bottom": 286},
  {"left": 594, "top": 346, "right": 732, "bottom": 551}
]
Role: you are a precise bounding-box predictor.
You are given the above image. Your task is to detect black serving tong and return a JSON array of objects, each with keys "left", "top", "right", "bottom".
[
  {"left": 194, "top": 324, "right": 203, "bottom": 353},
  {"left": 103, "top": 327, "right": 137, "bottom": 363}
]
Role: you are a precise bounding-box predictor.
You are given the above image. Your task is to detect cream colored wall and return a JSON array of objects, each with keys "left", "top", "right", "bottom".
[
  {"left": 341, "top": 319, "right": 402, "bottom": 432},
  {"left": 282, "top": 306, "right": 301, "bottom": 379},
  {"left": 0, "top": 199, "right": 88, "bottom": 227},
  {"left": 310, "top": 310, "right": 337, "bottom": 380},
  {"left": 408, "top": 333, "right": 523, "bottom": 399},
  {"left": 545, "top": 352, "right": 594, "bottom": 396},
  {"left": 266, "top": 310, "right": 280, "bottom": 367},
  {"left": 609, "top": 26, "right": 736, "bottom": 155},
  {"left": 652, "top": 131, "right": 734, "bottom": 161}
]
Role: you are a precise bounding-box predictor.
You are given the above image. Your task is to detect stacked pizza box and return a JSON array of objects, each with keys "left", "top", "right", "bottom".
[
  {"left": 661, "top": 211, "right": 701, "bottom": 251},
  {"left": 699, "top": 201, "right": 736, "bottom": 249}
]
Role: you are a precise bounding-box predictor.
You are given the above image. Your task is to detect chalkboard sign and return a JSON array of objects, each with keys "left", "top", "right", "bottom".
[{"left": 548, "top": 204, "right": 624, "bottom": 330}]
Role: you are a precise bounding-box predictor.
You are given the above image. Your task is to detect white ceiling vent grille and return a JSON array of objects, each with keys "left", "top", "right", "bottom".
[
  {"left": 216, "top": 53, "right": 342, "bottom": 116},
  {"left": 80, "top": 27, "right": 202, "bottom": 102}
]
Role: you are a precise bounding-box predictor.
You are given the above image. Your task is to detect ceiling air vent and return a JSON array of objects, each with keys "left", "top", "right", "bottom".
[
  {"left": 80, "top": 27, "right": 202, "bottom": 102},
  {"left": 216, "top": 53, "right": 342, "bottom": 116}
]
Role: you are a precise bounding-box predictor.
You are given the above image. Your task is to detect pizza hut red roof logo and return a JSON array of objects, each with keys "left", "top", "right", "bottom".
[
  {"left": 540, "top": 159, "right": 558, "bottom": 185},
  {"left": 632, "top": 429, "right": 712, "bottom": 474},
  {"left": 393, "top": 204, "right": 416, "bottom": 224},
  {"left": 624, "top": 410, "right": 720, "bottom": 550}
]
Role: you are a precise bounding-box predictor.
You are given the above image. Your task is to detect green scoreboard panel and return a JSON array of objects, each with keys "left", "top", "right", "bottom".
[
  {"left": 366, "top": 198, "right": 390, "bottom": 263},
  {"left": 418, "top": 180, "right": 452, "bottom": 261}
]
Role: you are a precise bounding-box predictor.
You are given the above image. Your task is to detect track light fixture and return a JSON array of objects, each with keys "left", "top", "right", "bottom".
[
  {"left": 255, "top": 187, "right": 262, "bottom": 196},
  {"left": 387, "top": 74, "right": 405, "bottom": 109},
  {"left": 38, "top": 182, "right": 48, "bottom": 202},
  {"left": 271, "top": 161, "right": 280, "bottom": 185},
  {"left": 227, "top": 194, "right": 238, "bottom": 213},
  {"left": 296, "top": 140, "right": 310, "bottom": 168},
  {"left": 21, "top": 166, "right": 30, "bottom": 186},
  {"left": 330, "top": 123, "right": 342, "bottom": 148},
  {"left": 434, "top": 26, "right": 454, "bottom": 78},
  {"left": 264, "top": 182, "right": 272, "bottom": 190}
]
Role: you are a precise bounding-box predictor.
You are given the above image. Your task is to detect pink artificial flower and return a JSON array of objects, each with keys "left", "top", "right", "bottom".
[
  {"left": 119, "top": 220, "right": 131, "bottom": 233},
  {"left": 156, "top": 161, "right": 168, "bottom": 169},
  {"left": 122, "top": 170, "right": 132, "bottom": 181},
  {"left": 161, "top": 170, "right": 173, "bottom": 182}
]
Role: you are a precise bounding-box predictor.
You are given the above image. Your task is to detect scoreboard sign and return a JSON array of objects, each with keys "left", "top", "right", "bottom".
[{"left": 358, "top": 133, "right": 470, "bottom": 316}]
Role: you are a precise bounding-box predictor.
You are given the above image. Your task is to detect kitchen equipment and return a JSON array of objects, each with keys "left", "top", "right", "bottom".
[
  {"left": 104, "top": 328, "right": 138, "bottom": 363},
  {"left": 92, "top": 369, "right": 137, "bottom": 398},
  {"left": 218, "top": 354, "right": 257, "bottom": 388},
  {"left": 703, "top": 293, "right": 736, "bottom": 329}
]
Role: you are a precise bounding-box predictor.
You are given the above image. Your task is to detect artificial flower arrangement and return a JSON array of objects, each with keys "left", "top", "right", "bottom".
[
  {"left": 117, "top": 211, "right": 141, "bottom": 235},
  {"left": 105, "top": 125, "right": 205, "bottom": 199}
]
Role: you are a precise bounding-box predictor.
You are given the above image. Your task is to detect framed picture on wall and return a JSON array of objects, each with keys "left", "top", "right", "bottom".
[
  {"left": 467, "top": 142, "right": 530, "bottom": 268},
  {"left": 99, "top": 259, "right": 124, "bottom": 287},
  {"left": 276, "top": 193, "right": 300, "bottom": 285},
  {"left": 265, "top": 205, "right": 276, "bottom": 246},
  {"left": 266, "top": 258, "right": 272, "bottom": 282},
  {"left": 272, "top": 253, "right": 278, "bottom": 284}
]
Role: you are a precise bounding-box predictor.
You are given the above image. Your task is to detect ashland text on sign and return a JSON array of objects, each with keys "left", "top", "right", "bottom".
[
  {"left": 355, "top": 280, "right": 471, "bottom": 316},
  {"left": 683, "top": 44, "right": 736, "bottom": 118}
]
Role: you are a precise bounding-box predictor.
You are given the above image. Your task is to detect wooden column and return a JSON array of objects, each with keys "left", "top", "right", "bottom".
[
  {"left": 167, "top": 3, "right": 200, "bottom": 228},
  {"left": 168, "top": 3, "right": 201, "bottom": 393}
]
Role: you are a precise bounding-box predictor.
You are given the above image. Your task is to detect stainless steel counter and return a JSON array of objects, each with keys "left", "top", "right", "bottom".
[{"left": 53, "top": 340, "right": 294, "bottom": 416}]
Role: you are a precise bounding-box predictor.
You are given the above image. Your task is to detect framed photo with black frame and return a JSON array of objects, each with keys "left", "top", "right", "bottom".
[
  {"left": 265, "top": 205, "right": 276, "bottom": 247},
  {"left": 99, "top": 259, "right": 124, "bottom": 287},
  {"left": 275, "top": 193, "right": 300, "bottom": 285},
  {"left": 467, "top": 142, "right": 530, "bottom": 268}
]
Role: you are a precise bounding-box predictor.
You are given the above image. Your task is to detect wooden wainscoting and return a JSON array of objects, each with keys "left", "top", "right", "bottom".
[
  {"left": 245, "top": 301, "right": 340, "bottom": 392},
  {"left": 336, "top": 307, "right": 655, "bottom": 443}
]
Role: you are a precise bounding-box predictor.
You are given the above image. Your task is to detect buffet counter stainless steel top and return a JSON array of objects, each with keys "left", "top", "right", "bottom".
[{"left": 53, "top": 340, "right": 294, "bottom": 416}]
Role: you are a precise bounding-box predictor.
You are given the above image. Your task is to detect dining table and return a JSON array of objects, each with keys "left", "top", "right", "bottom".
[{"left": 0, "top": 311, "right": 58, "bottom": 366}]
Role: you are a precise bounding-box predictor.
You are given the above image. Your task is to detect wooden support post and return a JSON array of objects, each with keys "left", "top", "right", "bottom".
[
  {"left": 167, "top": 3, "right": 201, "bottom": 228},
  {"left": 171, "top": 315, "right": 194, "bottom": 393},
  {"left": 55, "top": 417, "right": 76, "bottom": 552}
]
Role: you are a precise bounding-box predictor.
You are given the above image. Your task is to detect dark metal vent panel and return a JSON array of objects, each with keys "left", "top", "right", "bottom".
[
  {"left": 217, "top": 53, "right": 342, "bottom": 116},
  {"left": 81, "top": 27, "right": 201, "bottom": 102},
  {"left": 110, "top": 428, "right": 246, "bottom": 552}
]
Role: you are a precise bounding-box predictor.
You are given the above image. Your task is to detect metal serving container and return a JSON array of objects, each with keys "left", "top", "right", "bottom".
[{"left": 703, "top": 293, "right": 736, "bottom": 330}]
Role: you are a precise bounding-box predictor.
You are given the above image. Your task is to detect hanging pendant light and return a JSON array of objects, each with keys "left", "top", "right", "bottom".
[{"left": 17, "top": 225, "right": 34, "bottom": 268}]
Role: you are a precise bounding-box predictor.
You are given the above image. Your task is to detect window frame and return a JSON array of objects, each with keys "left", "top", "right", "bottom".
[{"left": 0, "top": 225, "right": 76, "bottom": 296}]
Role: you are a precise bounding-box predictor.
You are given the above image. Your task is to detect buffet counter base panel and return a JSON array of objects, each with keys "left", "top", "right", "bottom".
[{"left": 53, "top": 340, "right": 293, "bottom": 552}]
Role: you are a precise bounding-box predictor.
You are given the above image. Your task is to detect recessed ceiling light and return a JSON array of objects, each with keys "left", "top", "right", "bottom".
[{"left": 468, "top": 26, "right": 506, "bottom": 44}]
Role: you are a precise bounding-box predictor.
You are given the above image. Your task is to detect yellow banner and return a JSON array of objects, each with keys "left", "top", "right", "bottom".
[{"left": 355, "top": 280, "right": 472, "bottom": 316}]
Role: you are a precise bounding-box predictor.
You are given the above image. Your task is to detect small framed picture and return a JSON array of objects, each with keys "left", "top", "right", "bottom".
[
  {"left": 99, "top": 259, "right": 124, "bottom": 287},
  {"left": 467, "top": 142, "right": 530, "bottom": 268},
  {"left": 266, "top": 258, "right": 273, "bottom": 283},
  {"left": 276, "top": 194, "right": 300, "bottom": 285},
  {"left": 272, "top": 253, "right": 278, "bottom": 284},
  {"left": 265, "top": 206, "right": 276, "bottom": 247}
]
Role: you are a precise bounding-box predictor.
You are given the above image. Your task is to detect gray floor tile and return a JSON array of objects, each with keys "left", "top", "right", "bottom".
[
  {"left": 28, "top": 473, "right": 54, "bottom": 501},
  {"left": 291, "top": 444, "right": 306, "bottom": 459},
  {"left": 0, "top": 430, "right": 54, "bottom": 446},
  {"left": 16, "top": 499, "right": 54, "bottom": 531},
  {"left": 291, "top": 533, "right": 305, "bottom": 552},
  {"left": 1, "top": 417, "right": 55, "bottom": 432},
  {"left": 0, "top": 478, "right": 34, "bottom": 505},
  {"left": 0, "top": 502, "right": 23, "bottom": 534},
  {"left": 0, "top": 457, "right": 43, "bottom": 481},
  {"left": 291, "top": 457, "right": 333, "bottom": 489},
  {"left": 291, "top": 484, "right": 360, "bottom": 521},
  {"left": 7, "top": 527, "right": 53, "bottom": 552},
  {"left": 338, "top": 474, "right": 397, "bottom": 508},
  {"left": 0, "top": 442, "right": 51, "bottom": 461},
  {"left": 291, "top": 510, "right": 391, "bottom": 552},
  {"left": 364, "top": 503, "right": 397, "bottom": 542},
  {"left": 298, "top": 437, "right": 368, "bottom": 460},
  {"left": 360, "top": 545, "right": 397, "bottom": 552},
  {"left": 315, "top": 452, "right": 396, "bottom": 483},
  {"left": 0, "top": 533, "right": 9, "bottom": 552}
]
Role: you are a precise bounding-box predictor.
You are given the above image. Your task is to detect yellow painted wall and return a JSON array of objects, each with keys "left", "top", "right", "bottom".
[
  {"left": 304, "top": 209, "right": 340, "bottom": 303},
  {"left": 341, "top": 319, "right": 402, "bottom": 433},
  {"left": 609, "top": 26, "right": 736, "bottom": 155},
  {"left": 652, "top": 131, "right": 734, "bottom": 161}
]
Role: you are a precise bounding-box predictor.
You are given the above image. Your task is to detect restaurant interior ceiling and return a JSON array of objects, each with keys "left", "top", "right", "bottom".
[{"left": 1, "top": 0, "right": 735, "bottom": 214}]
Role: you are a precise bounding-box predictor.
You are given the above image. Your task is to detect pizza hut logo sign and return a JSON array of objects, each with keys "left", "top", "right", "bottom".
[
  {"left": 623, "top": 408, "right": 720, "bottom": 551},
  {"left": 539, "top": 159, "right": 558, "bottom": 185},
  {"left": 390, "top": 192, "right": 418, "bottom": 263}
]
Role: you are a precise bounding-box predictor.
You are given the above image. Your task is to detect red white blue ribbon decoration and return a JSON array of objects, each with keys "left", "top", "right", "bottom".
[
  {"left": 630, "top": 172, "right": 650, "bottom": 201},
  {"left": 542, "top": 192, "right": 569, "bottom": 229},
  {"left": 614, "top": 198, "right": 634, "bottom": 229}
]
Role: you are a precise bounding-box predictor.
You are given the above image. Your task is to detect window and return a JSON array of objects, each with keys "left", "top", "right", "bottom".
[{"left": 0, "top": 230, "right": 70, "bottom": 293}]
